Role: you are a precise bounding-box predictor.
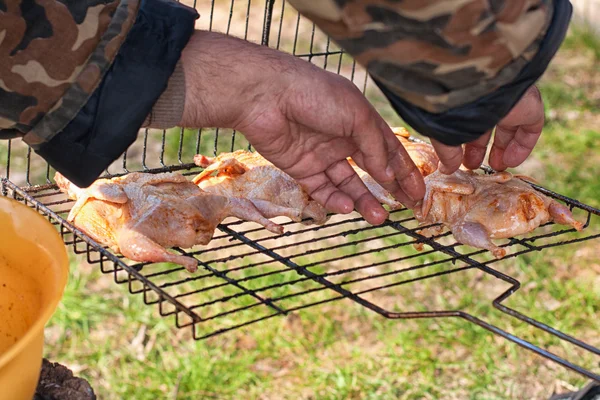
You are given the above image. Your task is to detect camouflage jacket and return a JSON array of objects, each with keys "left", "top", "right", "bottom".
[
  {"left": 0, "top": 0, "right": 198, "bottom": 186},
  {"left": 290, "top": 0, "right": 572, "bottom": 144},
  {"left": 0, "top": 1, "right": 140, "bottom": 144},
  {"left": 0, "top": 0, "right": 571, "bottom": 186},
  {"left": 291, "top": 0, "right": 554, "bottom": 113}
]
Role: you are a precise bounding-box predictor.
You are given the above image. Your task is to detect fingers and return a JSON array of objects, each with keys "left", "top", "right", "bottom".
[
  {"left": 463, "top": 130, "right": 492, "bottom": 170},
  {"left": 381, "top": 127, "right": 425, "bottom": 204},
  {"left": 350, "top": 113, "right": 391, "bottom": 181},
  {"left": 430, "top": 139, "right": 463, "bottom": 174},
  {"left": 431, "top": 86, "right": 543, "bottom": 172},
  {"left": 489, "top": 86, "right": 544, "bottom": 171},
  {"left": 488, "top": 127, "right": 513, "bottom": 171},
  {"left": 298, "top": 159, "right": 389, "bottom": 225},
  {"left": 503, "top": 127, "right": 542, "bottom": 167},
  {"left": 352, "top": 115, "right": 425, "bottom": 206},
  {"left": 352, "top": 150, "right": 420, "bottom": 209},
  {"left": 298, "top": 173, "right": 354, "bottom": 215},
  {"left": 326, "top": 160, "right": 389, "bottom": 225}
]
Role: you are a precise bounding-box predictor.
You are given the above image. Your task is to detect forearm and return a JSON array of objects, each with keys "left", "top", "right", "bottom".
[{"left": 176, "top": 30, "right": 302, "bottom": 129}]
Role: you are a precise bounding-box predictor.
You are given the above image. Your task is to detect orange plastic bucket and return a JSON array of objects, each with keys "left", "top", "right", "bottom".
[{"left": 0, "top": 197, "right": 69, "bottom": 400}]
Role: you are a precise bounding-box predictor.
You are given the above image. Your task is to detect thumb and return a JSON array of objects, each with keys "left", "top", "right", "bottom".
[{"left": 430, "top": 139, "right": 464, "bottom": 174}]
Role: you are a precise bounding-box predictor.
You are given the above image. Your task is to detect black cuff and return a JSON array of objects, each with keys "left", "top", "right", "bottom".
[
  {"left": 375, "top": 0, "right": 572, "bottom": 146},
  {"left": 36, "top": 0, "right": 199, "bottom": 187}
]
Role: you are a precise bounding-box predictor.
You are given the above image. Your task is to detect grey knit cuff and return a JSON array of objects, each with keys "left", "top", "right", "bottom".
[{"left": 142, "top": 60, "right": 186, "bottom": 129}]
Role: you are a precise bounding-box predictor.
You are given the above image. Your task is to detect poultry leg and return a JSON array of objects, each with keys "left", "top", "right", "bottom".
[
  {"left": 117, "top": 229, "right": 199, "bottom": 272},
  {"left": 548, "top": 201, "right": 584, "bottom": 231},
  {"left": 302, "top": 201, "right": 329, "bottom": 225},
  {"left": 452, "top": 221, "right": 506, "bottom": 258},
  {"left": 226, "top": 197, "right": 285, "bottom": 234},
  {"left": 250, "top": 199, "right": 303, "bottom": 221},
  {"left": 56, "top": 174, "right": 127, "bottom": 203}
]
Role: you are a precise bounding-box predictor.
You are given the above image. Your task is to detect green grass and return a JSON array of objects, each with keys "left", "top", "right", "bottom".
[
  {"left": 562, "top": 24, "right": 600, "bottom": 61},
  {"left": 39, "top": 24, "right": 600, "bottom": 400}
]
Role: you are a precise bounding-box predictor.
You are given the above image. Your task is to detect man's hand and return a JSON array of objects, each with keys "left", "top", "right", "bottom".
[
  {"left": 179, "top": 31, "right": 425, "bottom": 225},
  {"left": 431, "top": 86, "right": 545, "bottom": 174}
]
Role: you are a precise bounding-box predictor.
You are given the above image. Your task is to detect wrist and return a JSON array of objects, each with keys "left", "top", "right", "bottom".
[{"left": 142, "top": 60, "right": 186, "bottom": 129}]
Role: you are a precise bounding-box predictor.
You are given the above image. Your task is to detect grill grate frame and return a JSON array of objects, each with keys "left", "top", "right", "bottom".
[
  {"left": 2, "top": 172, "right": 599, "bottom": 381},
  {"left": 0, "top": 0, "right": 599, "bottom": 384}
]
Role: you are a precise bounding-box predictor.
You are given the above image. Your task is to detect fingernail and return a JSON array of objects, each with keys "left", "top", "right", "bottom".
[
  {"left": 385, "top": 165, "right": 394, "bottom": 179},
  {"left": 439, "top": 164, "right": 453, "bottom": 175},
  {"left": 403, "top": 199, "right": 417, "bottom": 208},
  {"left": 370, "top": 207, "right": 388, "bottom": 225},
  {"left": 342, "top": 203, "right": 353, "bottom": 214}
]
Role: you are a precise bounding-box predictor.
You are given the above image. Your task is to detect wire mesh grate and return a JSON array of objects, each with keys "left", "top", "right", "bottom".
[{"left": 1, "top": 0, "right": 599, "bottom": 384}]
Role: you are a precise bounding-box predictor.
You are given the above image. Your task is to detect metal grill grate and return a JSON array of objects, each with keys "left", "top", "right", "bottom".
[{"left": 1, "top": 0, "right": 599, "bottom": 384}]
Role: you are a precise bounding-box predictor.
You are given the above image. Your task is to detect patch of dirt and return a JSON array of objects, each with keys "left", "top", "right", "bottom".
[{"left": 34, "top": 359, "right": 96, "bottom": 400}]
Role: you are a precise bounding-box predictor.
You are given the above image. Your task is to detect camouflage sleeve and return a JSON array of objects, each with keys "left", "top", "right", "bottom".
[
  {"left": 288, "top": 0, "right": 572, "bottom": 145},
  {"left": 0, "top": 1, "right": 140, "bottom": 142},
  {"left": 0, "top": 1, "right": 198, "bottom": 187}
]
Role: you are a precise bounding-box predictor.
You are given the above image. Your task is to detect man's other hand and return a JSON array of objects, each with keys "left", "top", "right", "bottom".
[{"left": 430, "top": 86, "right": 545, "bottom": 174}]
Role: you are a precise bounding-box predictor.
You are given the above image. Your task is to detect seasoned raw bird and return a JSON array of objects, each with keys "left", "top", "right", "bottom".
[
  {"left": 55, "top": 172, "right": 283, "bottom": 272},
  {"left": 392, "top": 127, "right": 439, "bottom": 177},
  {"left": 413, "top": 169, "right": 584, "bottom": 258},
  {"left": 192, "top": 150, "right": 328, "bottom": 224},
  {"left": 349, "top": 127, "right": 440, "bottom": 209}
]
